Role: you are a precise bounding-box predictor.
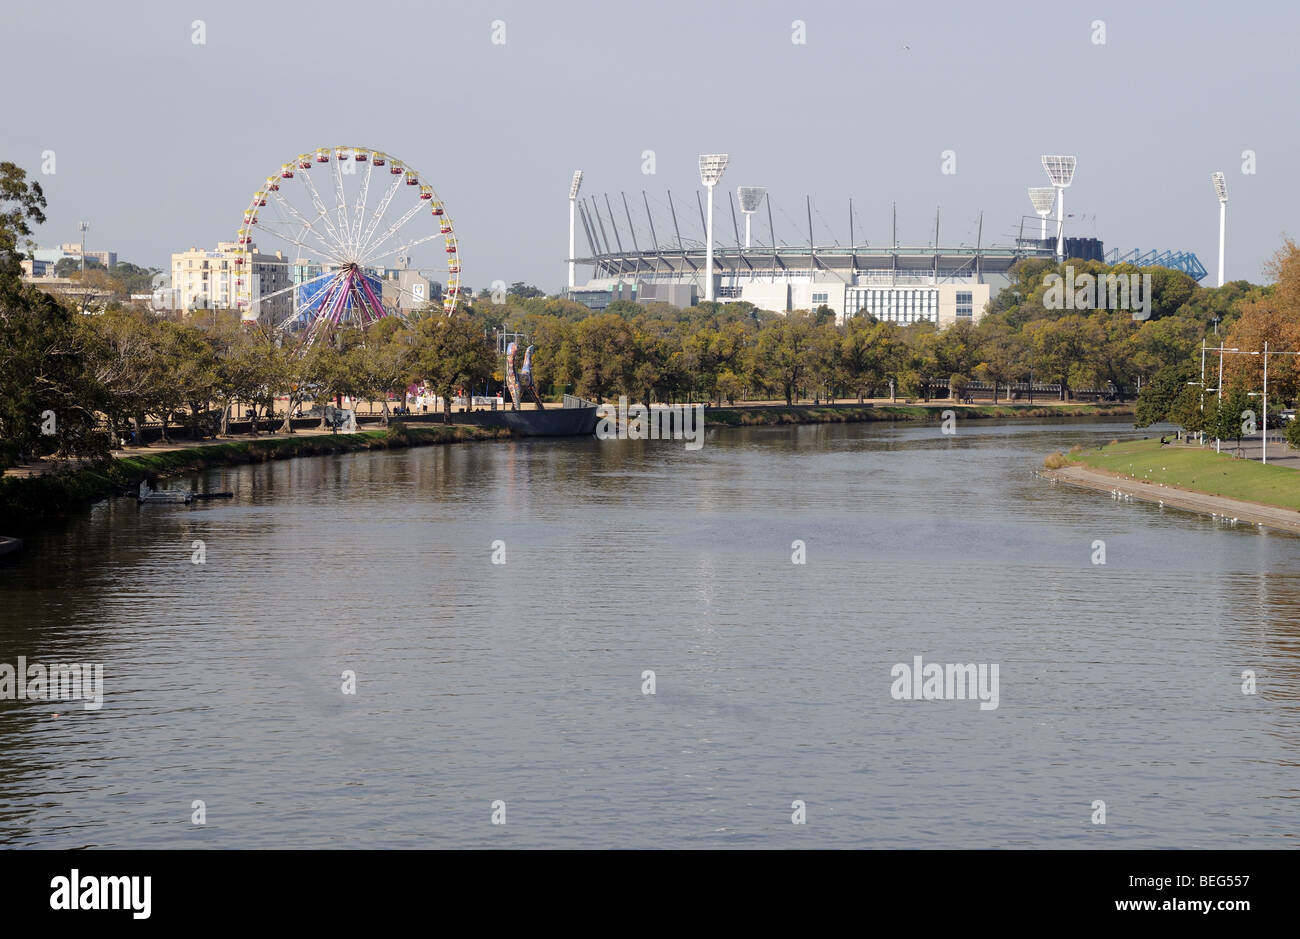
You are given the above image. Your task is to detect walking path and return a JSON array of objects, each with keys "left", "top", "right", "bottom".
[{"left": 1048, "top": 463, "right": 1300, "bottom": 535}]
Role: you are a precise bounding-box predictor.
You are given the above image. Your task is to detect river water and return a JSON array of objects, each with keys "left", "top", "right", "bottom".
[{"left": 2, "top": 418, "right": 1298, "bottom": 848}]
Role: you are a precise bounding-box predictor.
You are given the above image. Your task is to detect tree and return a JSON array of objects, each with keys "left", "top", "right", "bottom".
[
  {"left": 972, "top": 319, "right": 1021, "bottom": 402},
  {"left": 507, "top": 282, "right": 545, "bottom": 300},
  {"left": 1134, "top": 361, "right": 1196, "bottom": 427},
  {"left": 0, "top": 164, "right": 107, "bottom": 466},
  {"left": 1285, "top": 415, "right": 1300, "bottom": 450},
  {"left": 1208, "top": 385, "right": 1255, "bottom": 453},
  {"left": 0, "top": 161, "right": 46, "bottom": 278},
  {"left": 412, "top": 314, "right": 495, "bottom": 420},
  {"left": 754, "top": 313, "right": 815, "bottom": 405},
  {"left": 571, "top": 314, "right": 635, "bottom": 403}
]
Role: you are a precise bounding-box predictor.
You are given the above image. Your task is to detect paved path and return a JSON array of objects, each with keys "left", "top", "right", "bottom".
[{"left": 1048, "top": 463, "right": 1300, "bottom": 535}]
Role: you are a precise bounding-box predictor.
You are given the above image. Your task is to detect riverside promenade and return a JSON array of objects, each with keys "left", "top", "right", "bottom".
[{"left": 1047, "top": 436, "right": 1300, "bottom": 535}]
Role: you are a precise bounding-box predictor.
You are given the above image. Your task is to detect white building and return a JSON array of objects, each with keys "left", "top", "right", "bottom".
[{"left": 170, "top": 242, "right": 291, "bottom": 322}]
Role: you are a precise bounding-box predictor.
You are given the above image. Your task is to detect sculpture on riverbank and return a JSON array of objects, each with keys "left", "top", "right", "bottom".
[{"left": 505, "top": 342, "right": 544, "bottom": 411}]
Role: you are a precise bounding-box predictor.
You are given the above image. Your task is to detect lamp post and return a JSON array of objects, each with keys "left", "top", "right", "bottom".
[
  {"left": 1041, "top": 156, "right": 1076, "bottom": 262},
  {"left": 1210, "top": 345, "right": 1239, "bottom": 452},
  {"left": 1221, "top": 344, "right": 1300, "bottom": 462},
  {"left": 698, "top": 154, "right": 729, "bottom": 302},
  {"left": 568, "top": 170, "right": 583, "bottom": 289},
  {"left": 1212, "top": 172, "right": 1227, "bottom": 288},
  {"left": 1247, "top": 343, "right": 1300, "bottom": 464}
]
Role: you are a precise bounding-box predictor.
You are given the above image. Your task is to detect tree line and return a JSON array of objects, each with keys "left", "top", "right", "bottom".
[{"left": 6, "top": 157, "right": 1297, "bottom": 469}]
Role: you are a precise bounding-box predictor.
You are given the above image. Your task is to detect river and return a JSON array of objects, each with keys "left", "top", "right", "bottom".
[{"left": 2, "top": 418, "right": 1297, "bottom": 848}]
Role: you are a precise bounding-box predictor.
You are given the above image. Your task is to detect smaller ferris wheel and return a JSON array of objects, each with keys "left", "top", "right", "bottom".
[{"left": 234, "top": 146, "right": 461, "bottom": 345}]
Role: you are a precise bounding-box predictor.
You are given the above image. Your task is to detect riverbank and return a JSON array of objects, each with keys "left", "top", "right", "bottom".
[
  {"left": 0, "top": 423, "right": 510, "bottom": 529},
  {"left": 2, "top": 403, "right": 1132, "bottom": 529},
  {"left": 1044, "top": 437, "right": 1300, "bottom": 534},
  {"left": 707, "top": 401, "right": 1133, "bottom": 427}
]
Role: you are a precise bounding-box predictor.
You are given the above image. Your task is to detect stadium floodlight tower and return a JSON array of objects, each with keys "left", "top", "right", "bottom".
[
  {"left": 568, "top": 170, "right": 583, "bottom": 289},
  {"left": 1040, "top": 155, "right": 1076, "bottom": 261},
  {"left": 1212, "top": 171, "right": 1227, "bottom": 287},
  {"left": 78, "top": 220, "right": 89, "bottom": 273},
  {"left": 698, "top": 153, "right": 729, "bottom": 301},
  {"left": 737, "top": 186, "right": 766, "bottom": 248},
  {"left": 1028, "top": 187, "right": 1056, "bottom": 243}
]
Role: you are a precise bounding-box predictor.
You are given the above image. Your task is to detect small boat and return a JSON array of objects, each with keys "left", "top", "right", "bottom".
[
  {"left": 138, "top": 490, "right": 193, "bottom": 504},
  {"left": 137, "top": 481, "right": 193, "bottom": 504}
]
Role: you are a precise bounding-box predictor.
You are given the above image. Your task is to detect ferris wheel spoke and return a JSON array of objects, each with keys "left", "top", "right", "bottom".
[
  {"left": 358, "top": 175, "right": 404, "bottom": 255},
  {"left": 258, "top": 268, "right": 335, "bottom": 306},
  {"left": 266, "top": 191, "right": 346, "bottom": 262},
  {"left": 257, "top": 214, "right": 346, "bottom": 265},
  {"left": 367, "top": 231, "right": 445, "bottom": 266},
  {"left": 274, "top": 271, "right": 340, "bottom": 331},
  {"left": 359, "top": 199, "right": 429, "bottom": 264},
  {"left": 331, "top": 157, "right": 354, "bottom": 254},
  {"left": 351, "top": 159, "right": 374, "bottom": 251},
  {"left": 298, "top": 168, "right": 349, "bottom": 254}
]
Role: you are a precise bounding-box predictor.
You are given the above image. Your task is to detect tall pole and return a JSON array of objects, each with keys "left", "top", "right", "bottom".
[
  {"left": 1055, "top": 188, "right": 1065, "bottom": 262},
  {"left": 1263, "top": 341, "right": 1269, "bottom": 465},
  {"left": 1217, "top": 199, "right": 1226, "bottom": 288},
  {"left": 567, "top": 197, "right": 576, "bottom": 288},
  {"left": 744, "top": 214, "right": 752, "bottom": 249},
  {"left": 704, "top": 182, "right": 715, "bottom": 302},
  {"left": 1217, "top": 344, "right": 1226, "bottom": 453},
  {"left": 1040, "top": 214, "right": 1047, "bottom": 241},
  {"left": 1200, "top": 339, "right": 1207, "bottom": 444}
]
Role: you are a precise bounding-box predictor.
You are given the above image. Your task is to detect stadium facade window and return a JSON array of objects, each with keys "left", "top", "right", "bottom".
[{"left": 956, "top": 290, "right": 973, "bottom": 317}]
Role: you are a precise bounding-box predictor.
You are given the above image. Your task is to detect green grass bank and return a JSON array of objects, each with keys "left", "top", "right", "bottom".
[{"left": 1047, "top": 437, "right": 1300, "bottom": 513}]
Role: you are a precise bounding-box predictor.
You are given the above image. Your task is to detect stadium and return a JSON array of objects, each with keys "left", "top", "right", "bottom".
[{"left": 562, "top": 157, "right": 1210, "bottom": 324}]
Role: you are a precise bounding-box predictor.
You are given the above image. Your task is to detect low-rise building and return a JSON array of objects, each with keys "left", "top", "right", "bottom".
[{"left": 170, "top": 242, "right": 291, "bottom": 322}]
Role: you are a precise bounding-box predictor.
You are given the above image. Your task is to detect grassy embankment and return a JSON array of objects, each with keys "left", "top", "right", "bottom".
[
  {"left": 0, "top": 424, "right": 509, "bottom": 527},
  {"left": 706, "top": 402, "right": 1133, "bottom": 427},
  {"left": 1045, "top": 437, "right": 1300, "bottom": 512}
]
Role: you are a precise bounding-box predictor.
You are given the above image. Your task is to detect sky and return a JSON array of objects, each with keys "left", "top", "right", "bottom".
[{"left": 3, "top": 0, "right": 1297, "bottom": 293}]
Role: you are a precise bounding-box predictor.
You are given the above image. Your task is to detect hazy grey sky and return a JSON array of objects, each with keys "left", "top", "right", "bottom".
[{"left": 4, "top": 0, "right": 1295, "bottom": 291}]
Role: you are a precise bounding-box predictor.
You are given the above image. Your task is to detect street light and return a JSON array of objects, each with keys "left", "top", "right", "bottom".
[
  {"left": 1212, "top": 172, "right": 1227, "bottom": 288},
  {"left": 568, "top": 170, "right": 583, "bottom": 289},
  {"left": 1219, "top": 344, "right": 1300, "bottom": 462},
  {"left": 1028, "top": 187, "right": 1055, "bottom": 243},
  {"left": 737, "top": 186, "right": 766, "bottom": 249},
  {"left": 1041, "top": 156, "right": 1076, "bottom": 262},
  {"left": 699, "top": 153, "right": 729, "bottom": 302},
  {"left": 1210, "top": 345, "right": 1239, "bottom": 452}
]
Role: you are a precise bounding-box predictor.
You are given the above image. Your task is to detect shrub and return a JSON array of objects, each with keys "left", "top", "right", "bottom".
[
  {"left": 1043, "top": 452, "right": 1068, "bottom": 469},
  {"left": 386, "top": 421, "right": 410, "bottom": 446}
]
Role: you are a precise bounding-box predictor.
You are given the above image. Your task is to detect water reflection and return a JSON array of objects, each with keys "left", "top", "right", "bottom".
[{"left": 1, "top": 419, "right": 1298, "bottom": 847}]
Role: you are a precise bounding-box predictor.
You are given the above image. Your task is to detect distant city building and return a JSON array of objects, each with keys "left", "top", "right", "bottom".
[
  {"left": 381, "top": 268, "right": 439, "bottom": 313},
  {"left": 20, "top": 258, "right": 54, "bottom": 277},
  {"left": 34, "top": 243, "right": 116, "bottom": 269},
  {"left": 170, "top": 242, "right": 291, "bottom": 322},
  {"left": 567, "top": 277, "right": 987, "bottom": 327}
]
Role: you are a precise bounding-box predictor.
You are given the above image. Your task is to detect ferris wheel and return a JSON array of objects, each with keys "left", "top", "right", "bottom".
[{"left": 235, "top": 146, "right": 461, "bottom": 344}]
